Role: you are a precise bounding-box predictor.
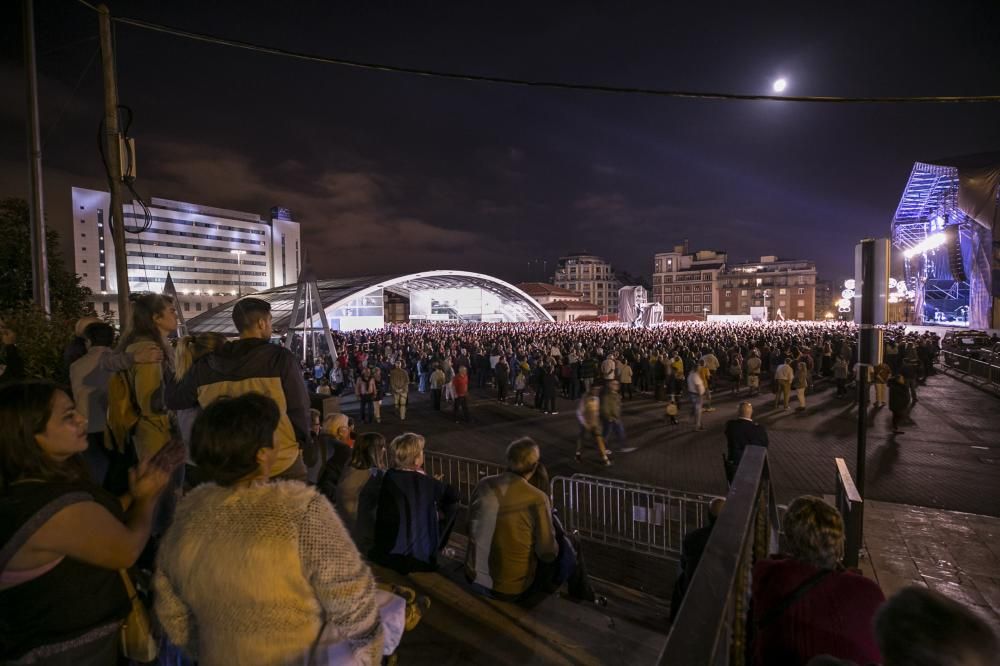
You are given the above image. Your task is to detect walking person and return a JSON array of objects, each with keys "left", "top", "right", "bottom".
[
  {"left": 575, "top": 392, "right": 611, "bottom": 466},
  {"left": 600, "top": 380, "right": 626, "bottom": 450},
  {"left": 687, "top": 365, "right": 707, "bottom": 431}
]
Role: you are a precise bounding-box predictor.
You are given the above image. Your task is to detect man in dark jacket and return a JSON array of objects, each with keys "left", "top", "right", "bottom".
[
  {"left": 670, "top": 498, "right": 725, "bottom": 620},
  {"left": 888, "top": 374, "right": 911, "bottom": 433},
  {"left": 724, "top": 402, "right": 769, "bottom": 484},
  {"left": 165, "top": 298, "right": 310, "bottom": 480}
]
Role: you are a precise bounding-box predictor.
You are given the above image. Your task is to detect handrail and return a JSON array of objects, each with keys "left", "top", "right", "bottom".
[
  {"left": 835, "top": 457, "right": 863, "bottom": 568},
  {"left": 659, "top": 446, "right": 778, "bottom": 666}
]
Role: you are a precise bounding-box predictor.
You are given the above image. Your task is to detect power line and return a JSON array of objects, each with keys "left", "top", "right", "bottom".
[{"left": 70, "top": 4, "right": 1000, "bottom": 105}]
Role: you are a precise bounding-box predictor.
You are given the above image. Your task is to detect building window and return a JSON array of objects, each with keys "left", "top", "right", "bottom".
[
  {"left": 195, "top": 302, "right": 203, "bottom": 312},
  {"left": 724, "top": 300, "right": 731, "bottom": 308},
  {"left": 725, "top": 290, "right": 732, "bottom": 296},
  {"left": 797, "top": 299, "right": 805, "bottom": 307},
  {"left": 797, "top": 311, "right": 805, "bottom": 319},
  {"left": 779, "top": 288, "right": 787, "bottom": 295},
  {"left": 779, "top": 300, "right": 787, "bottom": 307},
  {"left": 740, "top": 290, "right": 747, "bottom": 296},
  {"left": 674, "top": 306, "right": 681, "bottom": 313},
  {"left": 797, "top": 288, "right": 805, "bottom": 294}
]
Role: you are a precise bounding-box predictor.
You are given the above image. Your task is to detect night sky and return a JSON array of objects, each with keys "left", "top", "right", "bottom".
[{"left": 3, "top": 1, "right": 1000, "bottom": 286}]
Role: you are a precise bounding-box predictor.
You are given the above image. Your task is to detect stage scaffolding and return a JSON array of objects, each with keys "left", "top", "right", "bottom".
[{"left": 890, "top": 156, "right": 1000, "bottom": 329}]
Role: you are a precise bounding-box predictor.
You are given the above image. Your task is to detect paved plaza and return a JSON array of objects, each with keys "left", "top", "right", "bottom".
[{"left": 356, "top": 369, "right": 1000, "bottom": 516}]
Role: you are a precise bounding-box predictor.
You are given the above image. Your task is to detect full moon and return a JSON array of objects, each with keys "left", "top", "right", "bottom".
[{"left": 772, "top": 78, "right": 788, "bottom": 93}]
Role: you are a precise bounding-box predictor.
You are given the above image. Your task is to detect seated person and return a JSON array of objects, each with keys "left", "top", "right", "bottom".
[
  {"left": 315, "top": 413, "right": 354, "bottom": 501},
  {"left": 752, "top": 495, "right": 885, "bottom": 666},
  {"left": 154, "top": 393, "right": 394, "bottom": 664},
  {"left": 465, "top": 437, "right": 561, "bottom": 603},
  {"left": 369, "top": 433, "right": 459, "bottom": 574},
  {"left": 875, "top": 585, "right": 998, "bottom": 666},
  {"left": 332, "top": 432, "right": 387, "bottom": 555}
]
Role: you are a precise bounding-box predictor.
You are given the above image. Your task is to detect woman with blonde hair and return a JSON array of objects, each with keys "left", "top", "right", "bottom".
[
  {"left": 369, "top": 433, "right": 459, "bottom": 573},
  {"left": 751, "top": 495, "right": 884, "bottom": 666}
]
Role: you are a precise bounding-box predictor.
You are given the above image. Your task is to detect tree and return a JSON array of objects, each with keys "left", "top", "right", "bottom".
[
  {"left": 0, "top": 198, "right": 92, "bottom": 318},
  {"left": 0, "top": 198, "right": 93, "bottom": 380}
]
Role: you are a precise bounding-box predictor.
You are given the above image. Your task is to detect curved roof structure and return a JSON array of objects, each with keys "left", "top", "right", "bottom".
[{"left": 187, "top": 269, "right": 554, "bottom": 334}]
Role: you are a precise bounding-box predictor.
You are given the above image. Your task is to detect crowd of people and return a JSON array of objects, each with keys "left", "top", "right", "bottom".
[{"left": 3, "top": 304, "right": 994, "bottom": 666}]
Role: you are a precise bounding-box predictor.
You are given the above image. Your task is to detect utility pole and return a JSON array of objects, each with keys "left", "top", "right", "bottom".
[
  {"left": 98, "top": 4, "right": 131, "bottom": 324},
  {"left": 23, "top": 0, "right": 50, "bottom": 314}
]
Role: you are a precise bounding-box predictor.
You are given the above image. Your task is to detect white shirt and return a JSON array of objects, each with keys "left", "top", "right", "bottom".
[{"left": 687, "top": 370, "right": 706, "bottom": 395}]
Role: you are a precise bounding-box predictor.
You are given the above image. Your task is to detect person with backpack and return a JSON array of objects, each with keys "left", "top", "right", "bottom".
[{"left": 164, "top": 298, "right": 311, "bottom": 481}]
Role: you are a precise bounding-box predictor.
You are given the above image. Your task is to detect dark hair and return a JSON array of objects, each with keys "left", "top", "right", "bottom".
[
  {"left": 506, "top": 436, "right": 540, "bottom": 475},
  {"left": 83, "top": 322, "right": 116, "bottom": 347},
  {"left": 350, "top": 432, "right": 387, "bottom": 470},
  {"left": 232, "top": 298, "right": 271, "bottom": 333},
  {"left": 190, "top": 393, "right": 281, "bottom": 486},
  {"left": 876, "top": 586, "right": 999, "bottom": 666},
  {"left": 527, "top": 461, "right": 550, "bottom": 495},
  {"left": 118, "top": 292, "right": 173, "bottom": 357},
  {"left": 0, "top": 381, "right": 84, "bottom": 488}
]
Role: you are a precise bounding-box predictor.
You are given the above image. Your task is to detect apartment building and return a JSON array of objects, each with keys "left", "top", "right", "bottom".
[
  {"left": 651, "top": 246, "right": 727, "bottom": 320},
  {"left": 552, "top": 253, "right": 622, "bottom": 314},
  {"left": 717, "top": 256, "right": 817, "bottom": 320}
]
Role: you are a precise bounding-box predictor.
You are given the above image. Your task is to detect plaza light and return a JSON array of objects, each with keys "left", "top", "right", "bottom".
[
  {"left": 903, "top": 232, "right": 946, "bottom": 259},
  {"left": 772, "top": 78, "right": 788, "bottom": 93}
]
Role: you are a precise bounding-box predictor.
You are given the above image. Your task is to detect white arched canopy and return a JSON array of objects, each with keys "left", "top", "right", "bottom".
[{"left": 187, "top": 269, "right": 554, "bottom": 334}]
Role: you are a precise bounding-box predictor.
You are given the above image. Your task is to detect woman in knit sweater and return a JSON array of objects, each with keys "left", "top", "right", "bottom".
[
  {"left": 154, "top": 394, "right": 385, "bottom": 665},
  {"left": 751, "top": 495, "right": 884, "bottom": 666}
]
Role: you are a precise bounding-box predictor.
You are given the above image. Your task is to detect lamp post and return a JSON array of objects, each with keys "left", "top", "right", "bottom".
[{"left": 230, "top": 249, "right": 246, "bottom": 297}]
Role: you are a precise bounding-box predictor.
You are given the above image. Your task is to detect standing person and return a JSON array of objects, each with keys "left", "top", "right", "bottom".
[
  {"left": 164, "top": 297, "right": 311, "bottom": 481},
  {"left": 0, "top": 319, "right": 26, "bottom": 384},
  {"left": 774, "top": 357, "right": 794, "bottom": 410},
  {"left": 793, "top": 359, "right": 810, "bottom": 412},
  {"left": 600, "top": 380, "right": 626, "bottom": 451},
  {"left": 442, "top": 357, "right": 456, "bottom": 404},
  {"left": 332, "top": 432, "right": 387, "bottom": 556},
  {"left": 832, "top": 356, "right": 849, "bottom": 398},
  {"left": 371, "top": 366, "right": 385, "bottom": 424},
  {"left": 389, "top": 360, "right": 409, "bottom": 421},
  {"left": 370, "top": 433, "right": 460, "bottom": 574},
  {"left": 495, "top": 356, "right": 511, "bottom": 403},
  {"left": 873, "top": 360, "right": 891, "bottom": 408},
  {"left": 0, "top": 381, "right": 170, "bottom": 665},
  {"left": 541, "top": 364, "right": 559, "bottom": 414},
  {"left": 355, "top": 367, "right": 376, "bottom": 425},
  {"left": 698, "top": 359, "right": 715, "bottom": 412},
  {"left": 118, "top": 293, "right": 178, "bottom": 464},
  {"left": 428, "top": 363, "right": 446, "bottom": 411},
  {"left": 70, "top": 322, "right": 163, "bottom": 486},
  {"left": 600, "top": 353, "right": 616, "bottom": 385},
  {"left": 723, "top": 402, "right": 769, "bottom": 484},
  {"left": 901, "top": 347, "right": 920, "bottom": 404},
  {"left": 172, "top": 332, "right": 227, "bottom": 449},
  {"left": 888, "top": 374, "right": 911, "bottom": 434},
  {"left": 513, "top": 366, "right": 528, "bottom": 406},
  {"left": 154, "top": 394, "right": 387, "bottom": 665},
  {"left": 453, "top": 366, "right": 470, "bottom": 423},
  {"left": 619, "top": 360, "right": 634, "bottom": 400},
  {"left": 687, "top": 365, "right": 707, "bottom": 431},
  {"left": 670, "top": 499, "right": 725, "bottom": 621},
  {"left": 575, "top": 392, "right": 611, "bottom": 465},
  {"left": 745, "top": 350, "right": 762, "bottom": 397},
  {"left": 579, "top": 354, "right": 597, "bottom": 395}
]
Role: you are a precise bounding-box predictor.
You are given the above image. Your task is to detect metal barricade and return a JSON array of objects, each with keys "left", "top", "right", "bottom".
[
  {"left": 423, "top": 450, "right": 504, "bottom": 507},
  {"left": 939, "top": 344, "right": 1000, "bottom": 390},
  {"left": 835, "top": 457, "right": 863, "bottom": 568},
  {"left": 550, "top": 474, "right": 722, "bottom": 559},
  {"left": 659, "top": 446, "right": 780, "bottom": 666}
]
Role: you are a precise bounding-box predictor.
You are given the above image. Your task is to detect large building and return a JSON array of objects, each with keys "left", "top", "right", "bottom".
[
  {"left": 717, "top": 256, "right": 817, "bottom": 320},
  {"left": 515, "top": 282, "right": 601, "bottom": 322},
  {"left": 71, "top": 187, "right": 300, "bottom": 320},
  {"left": 651, "top": 246, "right": 727, "bottom": 320},
  {"left": 552, "top": 253, "right": 622, "bottom": 315}
]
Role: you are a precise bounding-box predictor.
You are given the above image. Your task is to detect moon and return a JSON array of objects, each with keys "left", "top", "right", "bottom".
[{"left": 772, "top": 78, "right": 788, "bottom": 93}]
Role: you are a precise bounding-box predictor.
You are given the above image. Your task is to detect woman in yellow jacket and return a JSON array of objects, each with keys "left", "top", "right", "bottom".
[{"left": 117, "top": 293, "right": 178, "bottom": 463}]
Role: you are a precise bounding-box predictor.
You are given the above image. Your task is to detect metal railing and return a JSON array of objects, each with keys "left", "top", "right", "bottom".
[
  {"left": 551, "top": 474, "right": 722, "bottom": 559},
  {"left": 835, "top": 457, "right": 864, "bottom": 569},
  {"left": 423, "top": 450, "right": 504, "bottom": 507},
  {"left": 659, "top": 446, "right": 780, "bottom": 666},
  {"left": 939, "top": 344, "right": 1000, "bottom": 389}
]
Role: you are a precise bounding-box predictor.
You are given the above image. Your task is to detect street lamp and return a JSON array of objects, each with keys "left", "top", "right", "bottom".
[{"left": 230, "top": 249, "right": 246, "bottom": 297}]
